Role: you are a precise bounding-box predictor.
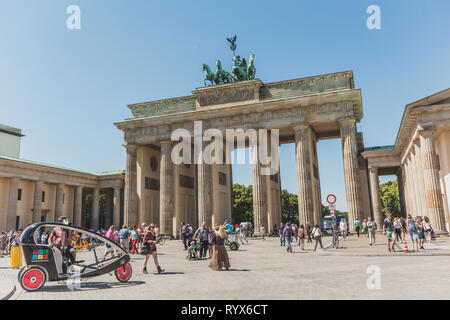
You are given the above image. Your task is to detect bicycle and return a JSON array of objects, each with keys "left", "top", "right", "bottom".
[
  {"left": 156, "top": 233, "right": 166, "bottom": 245},
  {"left": 332, "top": 229, "right": 340, "bottom": 249}
]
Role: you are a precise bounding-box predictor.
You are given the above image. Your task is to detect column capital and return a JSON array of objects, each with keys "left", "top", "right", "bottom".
[
  {"left": 160, "top": 141, "right": 174, "bottom": 148},
  {"left": 418, "top": 129, "right": 435, "bottom": 139},
  {"left": 368, "top": 166, "right": 378, "bottom": 174},
  {"left": 338, "top": 118, "right": 356, "bottom": 126},
  {"left": 292, "top": 123, "right": 309, "bottom": 132}
]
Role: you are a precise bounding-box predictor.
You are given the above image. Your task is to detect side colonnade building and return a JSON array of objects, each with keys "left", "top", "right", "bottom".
[
  {"left": 0, "top": 145, "right": 125, "bottom": 232},
  {"left": 363, "top": 88, "right": 450, "bottom": 234}
]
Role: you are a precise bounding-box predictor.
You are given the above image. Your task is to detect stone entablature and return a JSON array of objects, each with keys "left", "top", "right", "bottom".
[
  {"left": 126, "top": 70, "right": 355, "bottom": 120},
  {"left": 117, "top": 88, "right": 362, "bottom": 145},
  {"left": 0, "top": 156, "right": 124, "bottom": 188}
]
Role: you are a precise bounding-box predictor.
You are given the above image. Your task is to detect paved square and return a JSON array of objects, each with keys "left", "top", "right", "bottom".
[{"left": 5, "top": 235, "right": 450, "bottom": 300}]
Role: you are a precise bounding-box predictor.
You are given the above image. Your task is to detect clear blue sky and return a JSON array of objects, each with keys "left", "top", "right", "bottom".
[{"left": 1, "top": 0, "right": 449, "bottom": 211}]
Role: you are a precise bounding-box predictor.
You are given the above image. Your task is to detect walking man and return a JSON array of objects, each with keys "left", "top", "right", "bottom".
[
  {"left": 306, "top": 223, "right": 312, "bottom": 243},
  {"left": 282, "top": 222, "right": 293, "bottom": 253},
  {"left": 118, "top": 225, "right": 131, "bottom": 254},
  {"left": 279, "top": 223, "right": 285, "bottom": 246},
  {"left": 367, "top": 217, "right": 377, "bottom": 245},
  {"left": 383, "top": 214, "right": 397, "bottom": 252},
  {"left": 354, "top": 217, "right": 361, "bottom": 237},
  {"left": 194, "top": 221, "right": 210, "bottom": 259},
  {"left": 340, "top": 218, "right": 348, "bottom": 240}
]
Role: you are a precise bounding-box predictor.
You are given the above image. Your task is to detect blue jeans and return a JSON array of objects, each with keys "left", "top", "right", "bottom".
[
  {"left": 409, "top": 228, "right": 415, "bottom": 241},
  {"left": 280, "top": 235, "right": 285, "bottom": 246},
  {"left": 286, "top": 237, "right": 292, "bottom": 252}
]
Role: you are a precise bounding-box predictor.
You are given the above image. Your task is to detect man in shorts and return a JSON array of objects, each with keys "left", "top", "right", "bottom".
[{"left": 383, "top": 214, "right": 397, "bottom": 252}]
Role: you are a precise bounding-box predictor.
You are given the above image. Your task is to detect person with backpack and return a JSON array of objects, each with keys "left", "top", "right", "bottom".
[
  {"left": 306, "top": 223, "right": 312, "bottom": 243},
  {"left": 180, "top": 222, "right": 188, "bottom": 250},
  {"left": 354, "top": 218, "right": 361, "bottom": 237},
  {"left": 282, "top": 222, "right": 293, "bottom": 253},
  {"left": 298, "top": 225, "right": 306, "bottom": 250},
  {"left": 312, "top": 224, "right": 324, "bottom": 251},
  {"left": 194, "top": 221, "right": 210, "bottom": 259}
]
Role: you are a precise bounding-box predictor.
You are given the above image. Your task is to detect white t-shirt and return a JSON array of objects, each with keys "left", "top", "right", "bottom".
[{"left": 312, "top": 227, "right": 321, "bottom": 237}]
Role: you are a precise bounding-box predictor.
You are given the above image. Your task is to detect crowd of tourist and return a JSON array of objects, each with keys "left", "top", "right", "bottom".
[{"left": 0, "top": 211, "right": 439, "bottom": 278}]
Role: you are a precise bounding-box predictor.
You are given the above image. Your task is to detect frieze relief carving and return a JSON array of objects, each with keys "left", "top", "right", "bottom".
[{"left": 198, "top": 87, "right": 255, "bottom": 107}]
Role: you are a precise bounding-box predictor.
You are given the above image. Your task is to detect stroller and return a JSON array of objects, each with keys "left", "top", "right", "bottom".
[{"left": 186, "top": 239, "right": 201, "bottom": 260}]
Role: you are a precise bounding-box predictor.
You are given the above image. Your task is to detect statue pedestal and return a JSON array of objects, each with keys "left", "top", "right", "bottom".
[{"left": 193, "top": 79, "right": 263, "bottom": 109}]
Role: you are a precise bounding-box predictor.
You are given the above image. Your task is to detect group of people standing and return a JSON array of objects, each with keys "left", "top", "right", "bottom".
[
  {"left": 103, "top": 223, "right": 164, "bottom": 274},
  {"left": 185, "top": 221, "right": 231, "bottom": 271},
  {"left": 0, "top": 229, "right": 23, "bottom": 269},
  {"left": 383, "top": 214, "right": 434, "bottom": 251},
  {"left": 279, "top": 222, "right": 324, "bottom": 252}
]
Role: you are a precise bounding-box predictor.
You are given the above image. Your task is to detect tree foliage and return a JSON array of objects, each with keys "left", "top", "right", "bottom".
[
  {"left": 232, "top": 184, "right": 254, "bottom": 223},
  {"left": 232, "top": 184, "right": 299, "bottom": 224},
  {"left": 379, "top": 180, "right": 401, "bottom": 217},
  {"left": 280, "top": 189, "right": 298, "bottom": 224}
]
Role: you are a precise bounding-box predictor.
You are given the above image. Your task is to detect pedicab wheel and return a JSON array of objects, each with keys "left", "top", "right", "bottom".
[
  {"left": 115, "top": 262, "right": 132, "bottom": 283},
  {"left": 229, "top": 242, "right": 239, "bottom": 251},
  {"left": 20, "top": 267, "right": 47, "bottom": 292}
]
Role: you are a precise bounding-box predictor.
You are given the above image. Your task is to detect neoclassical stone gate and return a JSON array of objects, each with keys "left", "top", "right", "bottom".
[{"left": 115, "top": 71, "right": 370, "bottom": 237}]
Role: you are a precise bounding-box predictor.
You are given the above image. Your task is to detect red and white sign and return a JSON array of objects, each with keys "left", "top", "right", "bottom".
[{"left": 326, "top": 194, "right": 336, "bottom": 204}]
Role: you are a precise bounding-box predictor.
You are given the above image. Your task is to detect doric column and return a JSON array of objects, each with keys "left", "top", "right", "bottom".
[
  {"left": 197, "top": 142, "right": 213, "bottom": 227},
  {"left": 32, "top": 180, "right": 43, "bottom": 223},
  {"left": 113, "top": 187, "right": 121, "bottom": 227},
  {"left": 91, "top": 188, "right": 100, "bottom": 229},
  {"left": 160, "top": 142, "right": 175, "bottom": 235},
  {"left": 414, "top": 142, "right": 428, "bottom": 215},
  {"left": 252, "top": 137, "right": 268, "bottom": 235},
  {"left": 73, "top": 186, "right": 83, "bottom": 226},
  {"left": 340, "top": 119, "right": 363, "bottom": 230},
  {"left": 410, "top": 149, "right": 423, "bottom": 216},
  {"left": 55, "top": 183, "right": 65, "bottom": 218},
  {"left": 369, "top": 167, "right": 383, "bottom": 227},
  {"left": 294, "top": 125, "right": 313, "bottom": 227},
  {"left": 401, "top": 164, "right": 412, "bottom": 217},
  {"left": 397, "top": 169, "right": 406, "bottom": 217},
  {"left": 405, "top": 157, "right": 416, "bottom": 216},
  {"left": 124, "top": 146, "right": 138, "bottom": 226},
  {"left": 6, "top": 177, "right": 19, "bottom": 231},
  {"left": 419, "top": 131, "right": 447, "bottom": 233}
]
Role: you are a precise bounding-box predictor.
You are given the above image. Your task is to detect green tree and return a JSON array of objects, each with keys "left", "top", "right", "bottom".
[
  {"left": 232, "top": 184, "right": 254, "bottom": 223},
  {"left": 84, "top": 194, "right": 106, "bottom": 229},
  {"left": 232, "top": 184, "right": 300, "bottom": 224},
  {"left": 379, "top": 180, "right": 401, "bottom": 217},
  {"left": 280, "top": 189, "right": 298, "bottom": 224}
]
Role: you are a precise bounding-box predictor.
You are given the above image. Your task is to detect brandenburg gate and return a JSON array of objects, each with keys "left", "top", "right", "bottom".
[{"left": 115, "top": 70, "right": 370, "bottom": 236}]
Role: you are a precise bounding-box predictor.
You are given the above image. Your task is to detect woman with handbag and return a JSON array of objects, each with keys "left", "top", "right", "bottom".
[
  {"left": 142, "top": 224, "right": 165, "bottom": 274},
  {"left": 10, "top": 229, "right": 22, "bottom": 269},
  {"left": 423, "top": 216, "right": 432, "bottom": 243}
]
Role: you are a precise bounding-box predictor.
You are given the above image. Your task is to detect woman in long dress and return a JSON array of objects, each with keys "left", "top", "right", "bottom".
[
  {"left": 209, "top": 225, "right": 230, "bottom": 271},
  {"left": 10, "top": 229, "right": 22, "bottom": 269}
]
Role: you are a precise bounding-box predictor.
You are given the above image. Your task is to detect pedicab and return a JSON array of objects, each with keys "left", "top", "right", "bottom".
[{"left": 18, "top": 221, "right": 132, "bottom": 292}]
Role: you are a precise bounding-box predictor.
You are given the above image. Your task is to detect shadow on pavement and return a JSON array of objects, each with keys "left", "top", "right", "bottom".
[
  {"left": 225, "top": 268, "right": 251, "bottom": 272},
  {"left": 32, "top": 280, "right": 146, "bottom": 293},
  {"left": 152, "top": 271, "right": 184, "bottom": 275}
]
